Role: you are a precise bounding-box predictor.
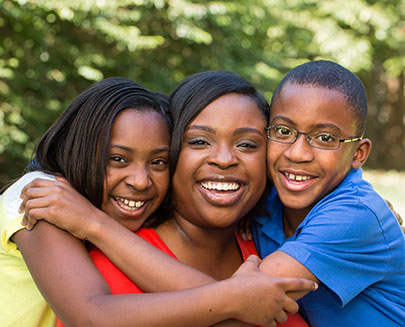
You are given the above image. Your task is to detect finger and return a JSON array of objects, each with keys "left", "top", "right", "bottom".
[
  {"left": 264, "top": 320, "right": 277, "bottom": 327},
  {"left": 24, "top": 196, "right": 53, "bottom": 212},
  {"left": 282, "top": 277, "right": 318, "bottom": 292},
  {"left": 240, "top": 232, "right": 249, "bottom": 242},
  {"left": 23, "top": 185, "right": 58, "bottom": 201},
  {"left": 21, "top": 211, "right": 28, "bottom": 226},
  {"left": 20, "top": 178, "right": 54, "bottom": 195},
  {"left": 55, "top": 176, "right": 68, "bottom": 183},
  {"left": 241, "top": 255, "right": 261, "bottom": 269},
  {"left": 19, "top": 184, "right": 63, "bottom": 214},
  {"left": 23, "top": 207, "right": 50, "bottom": 229},
  {"left": 273, "top": 310, "right": 288, "bottom": 324},
  {"left": 282, "top": 296, "right": 299, "bottom": 314},
  {"left": 385, "top": 199, "right": 393, "bottom": 210},
  {"left": 26, "top": 216, "right": 39, "bottom": 231}
]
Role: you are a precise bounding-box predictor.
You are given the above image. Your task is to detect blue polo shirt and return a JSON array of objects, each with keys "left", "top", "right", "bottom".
[{"left": 252, "top": 169, "right": 405, "bottom": 327}]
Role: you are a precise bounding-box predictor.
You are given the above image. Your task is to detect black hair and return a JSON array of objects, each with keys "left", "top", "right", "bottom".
[
  {"left": 271, "top": 60, "right": 368, "bottom": 135},
  {"left": 169, "top": 70, "right": 270, "bottom": 173},
  {"left": 25, "top": 77, "right": 172, "bottom": 215}
]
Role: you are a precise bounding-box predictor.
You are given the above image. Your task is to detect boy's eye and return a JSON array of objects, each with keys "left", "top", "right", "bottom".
[
  {"left": 275, "top": 126, "right": 293, "bottom": 136},
  {"left": 314, "top": 133, "right": 337, "bottom": 143}
]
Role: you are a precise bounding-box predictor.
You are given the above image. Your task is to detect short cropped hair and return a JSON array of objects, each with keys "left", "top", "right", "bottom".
[
  {"left": 169, "top": 70, "right": 270, "bottom": 172},
  {"left": 271, "top": 60, "right": 368, "bottom": 135},
  {"left": 26, "top": 77, "right": 172, "bottom": 210}
]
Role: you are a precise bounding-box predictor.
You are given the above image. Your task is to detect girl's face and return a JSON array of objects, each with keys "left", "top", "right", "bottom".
[
  {"left": 101, "top": 109, "right": 170, "bottom": 231},
  {"left": 171, "top": 93, "right": 267, "bottom": 230}
]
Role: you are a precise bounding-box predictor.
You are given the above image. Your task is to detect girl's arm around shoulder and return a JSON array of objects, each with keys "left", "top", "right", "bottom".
[{"left": 13, "top": 223, "right": 315, "bottom": 327}]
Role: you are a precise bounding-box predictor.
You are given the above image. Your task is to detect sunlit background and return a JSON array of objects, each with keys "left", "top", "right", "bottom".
[{"left": 1, "top": 0, "right": 404, "bottom": 219}]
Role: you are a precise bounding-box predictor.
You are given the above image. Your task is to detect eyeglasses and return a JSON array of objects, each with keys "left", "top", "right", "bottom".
[{"left": 265, "top": 124, "right": 363, "bottom": 150}]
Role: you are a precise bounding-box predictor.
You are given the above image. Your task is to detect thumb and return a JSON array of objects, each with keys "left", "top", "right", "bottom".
[{"left": 237, "top": 255, "right": 261, "bottom": 273}]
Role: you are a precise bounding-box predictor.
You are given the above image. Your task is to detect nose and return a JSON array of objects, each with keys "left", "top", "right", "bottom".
[
  {"left": 207, "top": 143, "right": 238, "bottom": 169},
  {"left": 283, "top": 133, "right": 314, "bottom": 163},
  {"left": 125, "top": 164, "right": 152, "bottom": 191}
]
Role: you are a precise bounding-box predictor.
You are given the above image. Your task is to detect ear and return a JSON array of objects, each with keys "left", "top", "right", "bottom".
[{"left": 351, "top": 138, "right": 372, "bottom": 169}]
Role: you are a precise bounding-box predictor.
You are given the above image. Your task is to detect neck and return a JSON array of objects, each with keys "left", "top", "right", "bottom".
[
  {"left": 282, "top": 207, "right": 309, "bottom": 238},
  {"left": 155, "top": 210, "right": 243, "bottom": 280}
]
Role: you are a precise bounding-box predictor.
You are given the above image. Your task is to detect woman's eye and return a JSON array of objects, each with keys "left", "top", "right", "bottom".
[
  {"left": 237, "top": 142, "right": 257, "bottom": 149},
  {"left": 188, "top": 138, "right": 209, "bottom": 146}
]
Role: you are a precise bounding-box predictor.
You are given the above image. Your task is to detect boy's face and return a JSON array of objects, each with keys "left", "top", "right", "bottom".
[{"left": 267, "top": 83, "right": 366, "bottom": 218}]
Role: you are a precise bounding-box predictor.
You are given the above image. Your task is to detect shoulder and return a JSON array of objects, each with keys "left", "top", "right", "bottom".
[{"left": 2, "top": 172, "right": 55, "bottom": 223}]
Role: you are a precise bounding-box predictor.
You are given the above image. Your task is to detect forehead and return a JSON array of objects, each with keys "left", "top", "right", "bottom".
[
  {"left": 191, "top": 93, "right": 266, "bottom": 125},
  {"left": 271, "top": 83, "right": 357, "bottom": 134},
  {"left": 112, "top": 109, "right": 170, "bottom": 140}
]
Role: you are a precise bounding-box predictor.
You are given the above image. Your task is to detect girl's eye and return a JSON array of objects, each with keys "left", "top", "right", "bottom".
[
  {"left": 151, "top": 159, "right": 168, "bottom": 166},
  {"left": 110, "top": 155, "right": 125, "bottom": 163}
]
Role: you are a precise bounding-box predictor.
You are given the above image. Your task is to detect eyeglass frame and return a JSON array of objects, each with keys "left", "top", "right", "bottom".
[{"left": 264, "top": 124, "right": 363, "bottom": 150}]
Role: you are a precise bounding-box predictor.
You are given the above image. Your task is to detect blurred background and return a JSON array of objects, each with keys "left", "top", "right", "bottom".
[{"left": 0, "top": 0, "right": 404, "bottom": 218}]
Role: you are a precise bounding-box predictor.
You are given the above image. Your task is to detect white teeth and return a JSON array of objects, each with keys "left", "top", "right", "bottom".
[
  {"left": 285, "top": 173, "right": 311, "bottom": 181},
  {"left": 201, "top": 182, "right": 240, "bottom": 191},
  {"left": 115, "top": 197, "right": 145, "bottom": 210}
]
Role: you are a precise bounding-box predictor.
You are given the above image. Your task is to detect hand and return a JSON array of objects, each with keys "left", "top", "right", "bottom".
[
  {"left": 227, "top": 255, "right": 317, "bottom": 326},
  {"left": 19, "top": 177, "right": 102, "bottom": 240},
  {"left": 385, "top": 199, "right": 403, "bottom": 229}
]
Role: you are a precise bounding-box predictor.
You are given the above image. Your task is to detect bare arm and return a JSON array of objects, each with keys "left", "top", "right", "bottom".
[
  {"left": 20, "top": 178, "right": 215, "bottom": 292},
  {"left": 14, "top": 221, "right": 313, "bottom": 327},
  {"left": 259, "top": 250, "right": 319, "bottom": 301},
  {"left": 21, "top": 178, "right": 317, "bottom": 298}
]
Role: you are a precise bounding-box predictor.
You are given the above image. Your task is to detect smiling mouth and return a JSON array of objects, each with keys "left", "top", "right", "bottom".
[
  {"left": 113, "top": 196, "right": 145, "bottom": 211},
  {"left": 200, "top": 181, "right": 241, "bottom": 192},
  {"left": 284, "top": 172, "right": 314, "bottom": 182}
]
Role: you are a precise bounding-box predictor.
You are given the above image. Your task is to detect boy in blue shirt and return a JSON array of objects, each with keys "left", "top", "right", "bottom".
[{"left": 252, "top": 60, "right": 405, "bottom": 327}]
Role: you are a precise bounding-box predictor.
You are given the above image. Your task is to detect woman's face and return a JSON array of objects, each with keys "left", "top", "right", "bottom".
[
  {"left": 171, "top": 93, "right": 267, "bottom": 230},
  {"left": 101, "top": 109, "right": 170, "bottom": 231}
]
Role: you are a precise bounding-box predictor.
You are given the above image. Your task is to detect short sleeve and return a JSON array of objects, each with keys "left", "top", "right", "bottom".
[
  {"left": 0, "top": 171, "right": 55, "bottom": 255},
  {"left": 279, "top": 202, "right": 392, "bottom": 306}
]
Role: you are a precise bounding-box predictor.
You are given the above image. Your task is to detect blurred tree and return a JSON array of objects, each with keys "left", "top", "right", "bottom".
[{"left": 1, "top": 0, "right": 404, "bottom": 186}]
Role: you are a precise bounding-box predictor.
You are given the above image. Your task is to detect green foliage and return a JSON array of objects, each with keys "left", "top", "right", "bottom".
[{"left": 1, "top": 0, "right": 404, "bottom": 185}]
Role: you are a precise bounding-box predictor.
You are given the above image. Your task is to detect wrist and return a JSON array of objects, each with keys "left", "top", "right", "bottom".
[
  {"left": 211, "top": 278, "right": 243, "bottom": 320},
  {"left": 85, "top": 210, "right": 114, "bottom": 242}
]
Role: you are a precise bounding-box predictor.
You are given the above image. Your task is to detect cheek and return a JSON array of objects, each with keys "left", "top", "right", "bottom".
[
  {"left": 153, "top": 171, "right": 170, "bottom": 198},
  {"left": 248, "top": 154, "right": 267, "bottom": 191}
]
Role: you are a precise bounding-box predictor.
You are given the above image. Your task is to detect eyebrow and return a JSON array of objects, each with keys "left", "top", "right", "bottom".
[
  {"left": 187, "top": 125, "right": 264, "bottom": 136},
  {"left": 110, "top": 145, "right": 170, "bottom": 154},
  {"left": 271, "top": 115, "right": 342, "bottom": 133},
  {"left": 187, "top": 125, "right": 216, "bottom": 134}
]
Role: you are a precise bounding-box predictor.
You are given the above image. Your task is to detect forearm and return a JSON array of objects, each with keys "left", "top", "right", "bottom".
[
  {"left": 74, "top": 281, "right": 250, "bottom": 327},
  {"left": 14, "top": 222, "right": 243, "bottom": 327},
  {"left": 87, "top": 212, "right": 216, "bottom": 292},
  {"left": 259, "top": 250, "right": 319, "bottom": 301}
]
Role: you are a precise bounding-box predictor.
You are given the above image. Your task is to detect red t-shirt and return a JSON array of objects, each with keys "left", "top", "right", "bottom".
[{"left": 57, "top": 228, "right": 308, "bottom": 327}]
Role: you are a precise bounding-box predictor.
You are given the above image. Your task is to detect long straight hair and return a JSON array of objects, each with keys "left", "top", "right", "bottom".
[{"left": 26, "top": 77, "right": 172, "bottom": 209}]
